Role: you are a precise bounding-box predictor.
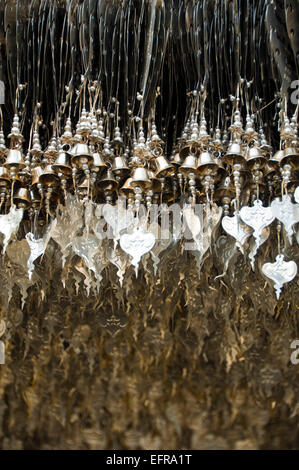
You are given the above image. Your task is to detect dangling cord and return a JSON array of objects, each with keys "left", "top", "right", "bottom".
[{"left": 277, "top": 221, "right": 281, "bottom": 256}]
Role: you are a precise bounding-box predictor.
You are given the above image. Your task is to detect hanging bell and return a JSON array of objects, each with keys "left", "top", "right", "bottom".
[
  {"left": 271, "top": 149, "right": 284, "bottom": 164},
  {"left": 92, "top": 151, "right": 107, "bottom": 171},
  {"left": 180, "top": 155, "right": 198, "bottom": 175},
  {"left": 197, "top": 151, "right": 219, "bottom": 176},
  {"left": 31, "top": 166, "right": 43, "bottom": 186},
  {"left": 112, "top": 156, "right": 130, "bottom": 176},
  {"left": 264, "top": 162, "right": 278, "bottom": 177},
  {"left": 71, "top": 143, "right": 93, "bottom": 169},
  {"left": 223, "top": 141, "right": 245, "bottom": 165},
  {"left": 53, "top": 152, "right": 72, "bottom": 175},
  {"left": 154, "top": 156, "right": 175, "bottom": 178},
  {"left": 98, "top": 169, "right": 118, "bottom": 191},
  {"left": 0, "top": 166, "right": 10, "bottom": 188},
  {"left": 147, "top": 170, "right": 162, "bottom": 192},
  {"left": 280, "top": 146, "right": 299, "bottom": 170},
  {"left": 30, "top": 188, "right": 42, "bottom": 206},
  {"left": 77, "top": 177, "right": 90, "bottom": 195},
  {"left": 245, "top": 145, "right": 266, "bottom": 170},
  {"left": 13, "top": 187, "right": 31, "bottom": 209},
  {"left": 130, "top": 167, "right": 152, "bottom": 189},
  {"left": 120, "top": 178, "right": 134, "bottom": 197},
  {"left": 39, "top": 165, "right": 60, "bottom": 186},
  {"left": 266, "top": 150, "right": 281, "bottom": 173},
  {"left": 171, "top": 152, "right": 182, "bottom": 167},
  {"left": 179, "top": 143, "right": 192, "bottom": 159},
  {"left": 4, "top": 149, "right": 26, "bottom": 170},
  {"left": 214, "top": 158, "right": 227, "bottom": 181}
]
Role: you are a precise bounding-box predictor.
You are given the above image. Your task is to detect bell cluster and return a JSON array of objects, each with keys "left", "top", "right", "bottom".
[{"left": 0, "top": 85, "right": 298, "bottom": 222}]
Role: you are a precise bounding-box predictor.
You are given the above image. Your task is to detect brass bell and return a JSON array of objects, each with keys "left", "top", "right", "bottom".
[
  {"left": 39, "top": 165, "right": 59, "bottom": 186},
  {"left": 246, "top": 145, "right": 266, "bottom": 170},
  {"left": 171, "top": 152, "right": 182, "bottom": 167},
  {"left": 179, "top": 143, "right": 192, "bottom": 159},
  {"left": 112, "top": 156, "right": 130, "bottom": 176},
  {"left": 71, "top": 143, "right": 93, "bottom": 168},
  {"left": 31, "top": 166, "right": 43, "bottom": 186},
  {"left": 197, "top": 151, "right": 218, "bottom": 175},
  {"left": 77, "top": 177, "right": 91, "bottom": 196},
  {"left": 98, "top": 169, "right": 118, "bottom": 191},
  {"left": 53, "top": 152, "right": 72, "bottom": 175},
  {"left": 271, "top": 149, "right": 284, "bottom": 165},
  {"left": 266, "top": 151, "right": 280, "bottom": 173},
  {"left": 130, "top": 167, "right": 152, "bottom": 189},
  {"left": 214, "top": 158, "right": 227, "bottom": 181},
  {"left": 180, "top": 155, "right": 198, "bottom": 175},
  {"left": 4, "top": 149, "right": 26, "bottom": 170},
  {"left": 120, "top": 178, "right": 134, "bottom": 197},
  {"left": 0, "top": 166, "right": 11, "bottom": 187},
  {"left": 13, "top": 187, "right": 31, "bottom": 208},
  {"left": 280, "top": 147, "right": 299, "bottom": 170},
  {"left": 30, "top": 188, "right": 42, "bottom": 206},
  {"left": 223, "top": 141, "right": 245, "bottom": 165},
  {"left": 147, "top": 170, "right": 162, "bottom": 192},
  {"left": 264, "top": 162, "right": 278, "bottom": 177},
  {"left": 92, "top": 152, "right": 107, "bottom": 171},
  {"left": 154, "top": 156, "right": 175, "bottom": 178}
]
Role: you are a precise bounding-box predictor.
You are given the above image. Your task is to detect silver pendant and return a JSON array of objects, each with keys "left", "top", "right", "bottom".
[
  {"left": 0, "top": 206, "right": 24, "bottom": 253},
  {"left": 120, "top": 227, "right": 156, "bottom": 277},
  {"left": 107, "top": 246, "right": 129, "bottom": 286},
  {"left": 222, "top": 211, "right": 252, "bottom": 253},
  {"left": 248, "top": 227, "right": 270, "bottom": 270},
  {"left": 271, "top": 195, "right": 299, "bottom": 244},
  {"left": 183, "top": 205, "right": 202, "bottom": 251},
  {"left": 72, "top": 234, "right": 99, "bottom": 274},
  {"left": 262, "top": 254, "right": 297, "bottom": 299},
  {"left": 103, "top": 203, "right": 134, "bottom": 239},
  {"left": 149, "top": 223, "right": 172, "bottom": 275},
  {"left": 240, "top": 199, "right": 275, "bottom": 247},
  {"left": 25, "top": 232, "right": 46, "bottom": 280}
]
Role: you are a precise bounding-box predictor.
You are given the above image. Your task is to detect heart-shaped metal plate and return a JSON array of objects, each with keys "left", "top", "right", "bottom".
[
  {"left": 25, "top": 232, "right": 46, "bottom": 280},
  {"left": 0, "top": 206, "right": 24, "bottom": 253},
  {"left": 271, "top": 195, "right": 299, "bottom": 243},
  {"left": 240, "top": 200, "right": 275, "bottom": 246},
  {"left": 103, "top": 203, "right": 134, "bottom": 239},
  {"left": 120, "top": 227, "right": 156, "bottom": 276},
  {"left": 262, "top": 254, "right": 297, "bottom": 299},
  {"left": 222, "top": 212, "right": 252, "bottom": 253}
]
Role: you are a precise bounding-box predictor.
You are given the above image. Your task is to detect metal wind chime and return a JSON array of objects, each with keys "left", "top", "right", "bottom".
[{"left": 0, "top": 0, "right": 298, "bottom": 299}]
